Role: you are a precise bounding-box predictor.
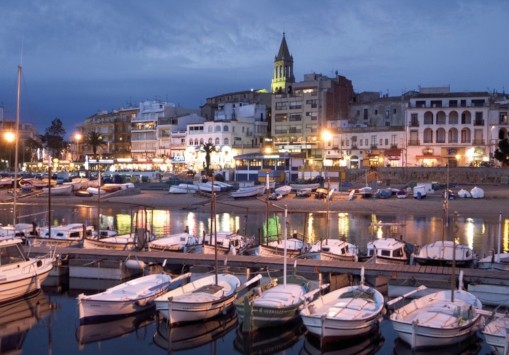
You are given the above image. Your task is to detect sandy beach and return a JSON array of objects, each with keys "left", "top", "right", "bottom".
[{"left": 4, "top": 183, "right": 508, "bottom": 221}]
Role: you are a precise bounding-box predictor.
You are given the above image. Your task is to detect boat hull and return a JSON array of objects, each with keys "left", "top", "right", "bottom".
[
  {"left": 0, "top": 257, "right": 54, "bottom": 304},
  {"left": 78, "top": 274, "right": 174, "bottom": 321}
]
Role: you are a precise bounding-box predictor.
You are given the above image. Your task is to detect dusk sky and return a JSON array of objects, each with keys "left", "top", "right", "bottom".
[{"left": 1, "top": 0, "right": 508, "bottom": 136}]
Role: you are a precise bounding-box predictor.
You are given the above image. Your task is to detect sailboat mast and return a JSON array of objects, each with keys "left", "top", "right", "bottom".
[
  {"left": 283, "top": 205, "right": 287, "bottom": 287},
  {"left": 12, "top": 64, "right": 21, "bottom": 226}
]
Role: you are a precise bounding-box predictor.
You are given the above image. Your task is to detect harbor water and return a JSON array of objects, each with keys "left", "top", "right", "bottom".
[{"left": 0, "top": 203, "right": 504, "bottom": 354}]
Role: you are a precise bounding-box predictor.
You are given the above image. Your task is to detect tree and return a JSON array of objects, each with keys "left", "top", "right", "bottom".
[
  {"left": 84, "top": 131, "right": 106, "bottom": 159},
  {"left": 494, "top": 138, "right": 509, "bottom": 167},
  {"left": 24, "top": 137, "right": 43, "bottom": 162},
  {"left": 201, "top": 142, "right": 219, "bottom": 176},
  {"left": 44, "top": 118, "right": 66, "bottom": 158}
]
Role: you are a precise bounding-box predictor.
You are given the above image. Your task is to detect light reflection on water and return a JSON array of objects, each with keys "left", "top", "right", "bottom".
[{"left": 1, "top": 202, "right": 507, "bottom": 258}]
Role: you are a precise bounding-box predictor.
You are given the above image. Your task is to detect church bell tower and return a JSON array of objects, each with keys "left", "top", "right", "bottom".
[{"left": 271, "top": 33, "right": 295, "bottom": 93}]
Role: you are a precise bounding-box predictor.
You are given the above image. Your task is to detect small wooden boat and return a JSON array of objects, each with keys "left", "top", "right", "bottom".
[
  {"left": 33, "top": 223, "right": 95, "bottom": 247},
  {"left": 482, "top": 312, "right": 509, "bottom": 354},
  {"left": 244, "top": 237, "right": 309, "bottom": 258},
  {"left": 154, "top": 273, "right": 242, "bottom": 324},
  {"left": 275, "top": 185, "right": 292, "bottom": 196},
  {"left": 300, "top": 267, "right": 385, "bottom": 340},
  {"left": 290, "top": 182, "right": 320, "bottom": 191},
  {"left": 83, "top": 230, "right": 156, "bottom": 251},
  {"left": 77, "top": 273, "right": 190, "bottom": 322},
  {"left": 169, "top": 184, "right": 199, "bottom": 194},
  {"left": 188, "top": 230, "right": 253, "bottom": 255},
  {"left": 366, "top": 237, "right": 412, "bottom": 264},
  {"left": 389, "top": 271, "right": 482, "bottom": 350},
  {"left": 295, "top": 188, "right": 312, "bottom": 197}
]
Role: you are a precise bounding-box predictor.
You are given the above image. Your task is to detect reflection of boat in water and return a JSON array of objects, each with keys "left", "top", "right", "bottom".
[
  {"left": 392, "top": 335, "right": 482, "bottom": 355},
  {"left": 300, "top": 326, "right": 384, "bottom": 355},
  {"left": 0, "top": 290, "right": 55, "bottom": 354},
  {"left": 153, "top": 308, "right": 237, "bottom": 351},
  {"left": 234, "top": 318, "right": 306, "bottom": 355},
  {"left": 76, "top": 308, "right": 155, "bottom": 347}
]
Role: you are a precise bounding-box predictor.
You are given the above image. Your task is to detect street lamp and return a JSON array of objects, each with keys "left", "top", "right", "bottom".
[
  {"left": 321, "top": 129, "right": 332, "bottom": 189},
  {"left": 75, "top": 133, "right": 82, "bottom": 162},
  {"left": 4, "top": 131, "right": 15, "bottom": 170}
]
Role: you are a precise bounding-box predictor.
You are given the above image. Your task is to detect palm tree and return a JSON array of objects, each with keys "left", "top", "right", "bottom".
[
  {"left": 201, "top": 142, "right": 219, "bottom": 176},
  {"left": 84, "top": 132, "right": 106, "bottom": 159}
]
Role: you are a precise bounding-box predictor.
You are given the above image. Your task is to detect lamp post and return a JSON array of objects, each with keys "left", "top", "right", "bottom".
[
  {"left": 4, "top": 131, "right": 15, "bottom": 171},
  {"left": 75, "top": 133, "right": 82, "bottom": 162},
  {"left": 321, "top": 129, "right": 332, "bottom": 189}
]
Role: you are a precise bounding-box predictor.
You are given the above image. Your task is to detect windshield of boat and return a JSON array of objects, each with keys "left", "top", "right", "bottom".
[{"left": 0, "top": 244, "right": 27, "bottom": 265}]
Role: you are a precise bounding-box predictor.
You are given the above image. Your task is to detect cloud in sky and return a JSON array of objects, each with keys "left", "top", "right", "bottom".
[{"left": 0, "top": 0, "right": 507, "bottom": 134}]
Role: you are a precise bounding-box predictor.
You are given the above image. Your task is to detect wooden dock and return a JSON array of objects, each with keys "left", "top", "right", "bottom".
[{"left": 27, "top": 246, "right": 509, "bottom": 288}]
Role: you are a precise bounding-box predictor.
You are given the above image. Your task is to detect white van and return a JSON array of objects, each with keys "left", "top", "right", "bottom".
[{"left": 413, "top": 185, "right": 427, "bottom": 199}]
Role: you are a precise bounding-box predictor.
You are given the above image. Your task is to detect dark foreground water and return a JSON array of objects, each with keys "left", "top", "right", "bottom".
[{"left": 12, "top": 281, "right": 492, "bottom": 355}]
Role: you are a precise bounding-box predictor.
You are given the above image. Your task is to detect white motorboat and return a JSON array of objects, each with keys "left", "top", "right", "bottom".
[
  {"left": 299, "top": 239, "right": 359, "bottom": 262},
  {"left": 389, "top": 271, "right": 482, "bottom": 350},
  {"left": 154, "top": 273, "right": 241, "bottom": 324},
  {"left": 412, "top": 240, "right": 475, "bottom": 267},
  {"left": 189, "top": 230, "right": 253, "bottom": 255},
  {"left": 300, "top": 267, "right": 385, "bottom": 340},
  {"left": 0, "top": 237, "right": 54, "bottom": 303},
  {"left": 83, "top": 230, "right": 155, "bottom": 251},
  {"left": 477, "top": 252, "right": 509, "bottom": 271},
  {"left": 42, "top": 183, "right": 73, "bottom": 196},
  {"left": 33, "top": 223, "right": 95, "bottom": 247},
  {"left": 366, "top": 237, "right": 412, "bottom": 264},
  {"left": 245, "top": 237, "right": 309, "bottom": 258},
  {"left": 230, "top": 185, "right": 266, "bottom": 198},
  {"left": 149, "top": 232, "right": 201, "bottom": 253},
  {"left": 77, "top": 273, "right": 189, "bottom": 321}
]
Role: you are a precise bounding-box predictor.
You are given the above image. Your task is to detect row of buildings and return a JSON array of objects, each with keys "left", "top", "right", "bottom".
[{"left": 2, "top": 33, "right": 509, "bottom": 181}]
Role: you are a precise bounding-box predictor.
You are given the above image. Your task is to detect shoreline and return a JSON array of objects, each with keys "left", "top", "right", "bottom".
[{"left": 4, "top": 183, "right": 507, "bottom": 221}]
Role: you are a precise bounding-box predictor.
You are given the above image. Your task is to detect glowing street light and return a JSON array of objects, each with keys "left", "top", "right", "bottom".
[
  {"left": 74, "top": 133, "right": 82, "bottom": 162},
  {"left": 4, "top": 131, "right": 15, "bottom": 170},
  {"left": 321, "top": 129, "right": 332, "bottom": 188}
]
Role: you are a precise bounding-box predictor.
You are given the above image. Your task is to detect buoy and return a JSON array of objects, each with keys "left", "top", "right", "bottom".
[{"left": 125, "top": 259, "right": 145, "bottom": 270}]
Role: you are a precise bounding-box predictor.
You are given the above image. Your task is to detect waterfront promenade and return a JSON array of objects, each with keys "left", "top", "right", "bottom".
[{"left": 5, "top": 182, "right": 508, "bottom": 220}]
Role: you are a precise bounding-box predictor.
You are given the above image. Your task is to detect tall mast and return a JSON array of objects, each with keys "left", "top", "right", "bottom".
[{"left": 13, "top": 64, "right": 21, "bottom": 226}]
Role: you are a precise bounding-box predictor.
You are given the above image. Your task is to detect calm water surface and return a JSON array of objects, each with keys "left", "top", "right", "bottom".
[{"left": 0, "top": 202, "right": 504, "bottom": 354}]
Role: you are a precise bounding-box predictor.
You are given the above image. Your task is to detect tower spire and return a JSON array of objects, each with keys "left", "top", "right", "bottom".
[{"left": 271, "top": 33, "right": 295, "bottom": 93}]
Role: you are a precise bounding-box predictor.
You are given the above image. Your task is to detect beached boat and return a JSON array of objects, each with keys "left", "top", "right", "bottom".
[
  {"left": 149, "top": 232, "right": 201, "bottom": 253},
  {"left": 389, "top": 271, "right": 482, "bottom": 350},
  {"left": 275, "top": 185, "right": 292, "bottom": 196},
  {"left": 230, "top": 185, "right": 266, "bottom": 198},
  {"left": 295, "top": 188, "right": 312, "bottom": 197},
  {"left": 86, "top": 187, "right": 107, "bottom": 195},
  {"left": 0, "top": 237, "right": 54, "bottom": 303},
  {"left": 77, "top": 273, "right": 190, "bottom": 321},
  {"left": 169, "top": 183, "right": 199, "bottom": 194},
  {"left": 413, "top": 240, "right": 475, "bottom": 267},
  {"left": 300, "top": 267, "right": 385, "bottom": 340},
  {"left": 41, "top": 183, "right": 73, "bottom": 196},
  {"left": 290, "top": 182, "right": 320, "bottom": 191},
  {"left": 358, "top": 186, "right": 373, "bottom": 198},
  {"left": 154, "top": 273, "right": 242, "bottom": 324},
  {"left": 470, "top": 186, "right": 484, "bottom": 198}
]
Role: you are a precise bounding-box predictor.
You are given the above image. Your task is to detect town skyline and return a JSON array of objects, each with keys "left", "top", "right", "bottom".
[{"left": 1, "top": 0, "right": 508, "bottom": 135}]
